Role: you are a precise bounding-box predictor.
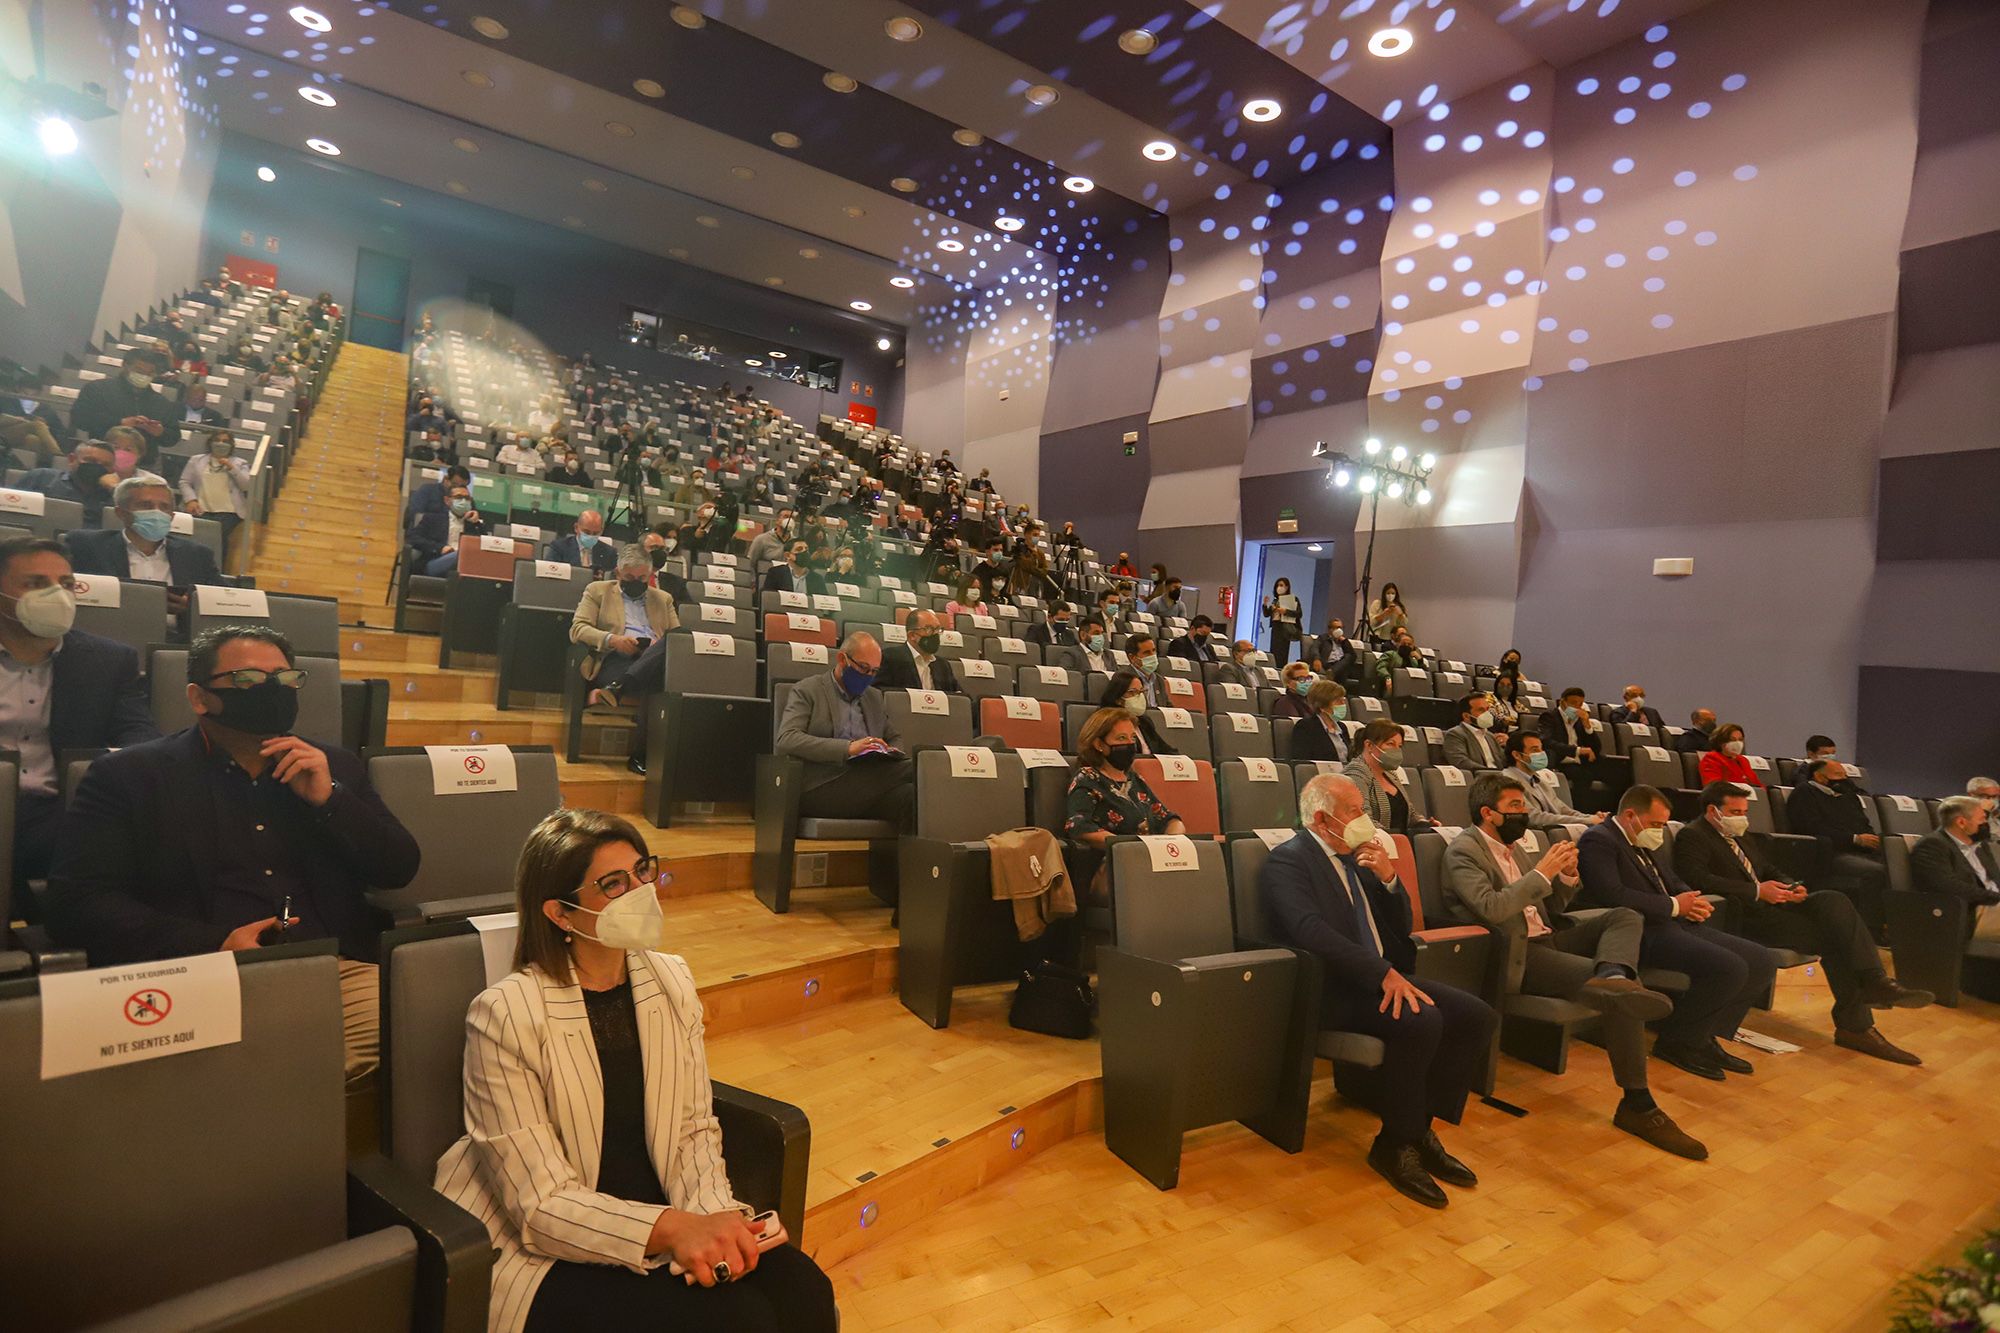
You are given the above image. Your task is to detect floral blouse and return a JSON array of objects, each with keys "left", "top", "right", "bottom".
[{"left": 1065, "top": 766, "right": 1179, "bottom": 842}]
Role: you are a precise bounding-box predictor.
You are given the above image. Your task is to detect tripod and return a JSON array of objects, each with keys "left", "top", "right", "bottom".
[
  {"left": 606, "top": 455, "right": 648, "bottom": 533},
  {"left": 1353, "top": 483, "right": 1384, "bottom": 645}
]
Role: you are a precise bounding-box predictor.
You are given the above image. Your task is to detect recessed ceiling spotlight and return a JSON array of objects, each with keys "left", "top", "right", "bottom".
[
  {"left": 1024, "top": 84, "right": 1059, "bottom": 107},
  {"left": 889, "top": 176, "right": 918, "bottom": 192},
  {"left": 633, "top": 78, "right": 665, "bottom": 98},
  {"left": 729, "top": 165, "right": 756, "bottom": 180},
  {"left": 952, "top": 128, "right": 984, "bottom": 147},
  {"left": 695, "top": 214, "right": 719, "bottom": 227},
  {"left": 994, "top": 215, "right": 1023, "bottom": 232},
  {"left": 289, "top": 6, "right": 331, "bottom": 32},
  {"left": 1118, "top": 28, "right": 1157, "bottom": 55},
  {"left": 1368, "top": 26, "right": 1413, "bottom": 57},
  {"left": 890, "top": 276, "right": 915, "bottom": 288},
  {"left": 876, "top": 336, "right": 894, "bottom": 351},
  {"left": 1063, "top": 175, "right": 1094, "bottom": 193},
  {"left": 764, "top": 276, "right": 785, "bottom": 286},
  {"left": 771, "top": 131, "right": 801, "bottom": 149},
  {"left": 670, "top": 6, "right": 706, "bottom": 29},
  {"left": 306, "top": 137, "right": 340, "bottom": 156},
  {"left": 461, "top": 70, "right": 493, "bottom": 88},
  {"left": 562, "top": 216, "right": 585, "bottom": 227},
  {"left": 256, "top": 165, "right": 277, "bottom": 182},
  {"left": 769, "top": 351, "right": 788, "bottom": 358},
  {"left": 798, "top": 247, "right": 820, "bottom": 259},
  {"left": 885, "top": 16, "right": 923, "bottom": 41},
  {"left": 298, "top": 85, "right": 336, "bottom": 107},
  {"left": 470, "top": 15, "right": 508, "bottom": 39},
  {"left": 937, "top": 238, "right": 965, "bottom": 252},
  {"left": 823, "top": 71, "right": 857, "bottom": 93},
  {"left": 850, "top": 300, "right": 873, "bottom": 311},
  {"left": 744, "top": 358, "right": 763, "bottom": 366},
  {"left": 380, "top": 197, "right": 403, "bottom": 207},
  {"left": 1242, "top": 97, "right": 1282, "bottom": 122},
  {"left": 843, "top": 205, "right": 867, "bottom": 218},
  {"left": 445, "top": 179, "right": 469, "bottom": 193},
  {"left": 606, "top": 121, "right": 635, "bottom": 137},
  {"left": 668, "top": 246, "right": 689, "bottom": 258},
  {"left": 1142, "top": 139, "right": 1176, "bottom": 161},
  {"left": 582, "top": 178, "right": 608, "bottom": 192},
  {"left": 451, "top": 136, "right": 479, "bottom": 153}
]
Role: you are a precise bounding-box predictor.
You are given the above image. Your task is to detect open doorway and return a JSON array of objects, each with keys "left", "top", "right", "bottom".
[{"left": 1235, "top": 538, "right": 1338, "bottom": 664}]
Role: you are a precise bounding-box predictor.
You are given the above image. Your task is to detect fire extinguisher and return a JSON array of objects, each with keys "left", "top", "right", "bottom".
[{"left": 1217, "top": 585, "right": 1235, "bottom": 619}]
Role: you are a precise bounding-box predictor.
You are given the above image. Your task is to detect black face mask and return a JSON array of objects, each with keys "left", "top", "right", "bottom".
[
  {"left": 204, "top": 680, "right": 299, "bottom": 737},
  {"left": 619, "top": 577, "right": 650, "bottom": 599},
  {"left": 1495, "top": 812, "right": 1531, "bottom": 844},
  {"left": 73, "top": 461, "right": 108, "bottom": 491},
  {"left": 648, "top": 549, "right": 668, "bottom": 569},
  {"left": 1105, "top": 742, "right": 1139, "bottom": 771},
  {"left": 914, "top": 632, "right": 941, "bottom": 655}
]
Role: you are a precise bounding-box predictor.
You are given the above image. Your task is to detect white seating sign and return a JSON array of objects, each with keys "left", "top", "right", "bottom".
[
  {"left": 1002, "top": 695, "right": 1041, "bottom": 720},
  {"left": 40, "top": 952, "right": 243, "bottom": 1080},
  {"left": 1143, "top": 834, "right": 1198, "bottom": 872},
  {"left": 70, "top": 574, "right": 122, "bottom": 608},
  {"left": 907, "top": 690, "right": 950, "bottom": 715},
  {"left": 425, "top": 744, "right": 519, "bottom": 795},
  {"left": 194, "top": 585, "right": 269, "bottom": 617},
  {"left": 945, "top": 746, "right": 997, "bottom": 779},
  {"left": 534, "top": 561, "right": 572, "bottom": 580}
]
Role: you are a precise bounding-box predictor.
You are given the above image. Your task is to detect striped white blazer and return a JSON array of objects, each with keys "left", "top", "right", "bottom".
[{"left": 434, "top": 951, "right": 744, "bottom": 1333}]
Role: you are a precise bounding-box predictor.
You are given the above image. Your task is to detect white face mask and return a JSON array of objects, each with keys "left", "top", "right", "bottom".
[
  {"left": 125, "top": 371, "right": 155, "bottom": 390},
  {"left": 1715, "top": 813, "right": 1750, "bottom": 838},
  {"left": 1335, "top": 812, "right": 1378, "bottom": 849},
  {"left": 565, "top": 882, "right": 663, "bottom": 951},
  {"left": 1723, "top": 740, "right": 1745, "bottom": 756},
  {"left": 8, "top": 585, "right": 76, "bottom": 640},
  {"left": 1633, "top": 824, "right": 1666, "bottom": 851}
]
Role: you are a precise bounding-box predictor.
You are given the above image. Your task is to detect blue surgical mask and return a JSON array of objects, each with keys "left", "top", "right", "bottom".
[
  {"left": 450, "top": 498, "right": 471, "bottom": 515},
  {"left": 577, "top": 532, "right": 598, "bottom": 549},
  {"left": 1331, "top": 703, "right": 1349, "bottom": 721},
  {"left": 1292, "top": 679, "right": 1312, "bottom": 696},
  {"left": 1561, "top": 706, "right": 1580, "bottom": 722},
  {"left": 129, "top": 510, "right": 174, "bottom": 542},
  {"left": 1137, "top": 654, "right": 1159, "bottom": 675},
  {"left": 1528, "top": 751, "right": 1550, "bottom": 771},
  {"left": 1087, "top": 633, "right": 1106, "bottom": 653},
  {"left": 838, "top": 664, "right": 874, "bottom": 697}
]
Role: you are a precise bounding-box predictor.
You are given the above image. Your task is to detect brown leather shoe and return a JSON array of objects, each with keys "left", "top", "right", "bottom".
[
  {"left": 1835, "top": 1026, "right": 1922, "bottom": 1066},
  {"left": 1580, "top": 976, "right": 1674, "bottom": 1022},
  {"left": 1613, "top": 1103, "right": 1709, "bottom": 1161},
  {"left": 1858, "top": 976, "right": 1934, "bottom": 1009}
]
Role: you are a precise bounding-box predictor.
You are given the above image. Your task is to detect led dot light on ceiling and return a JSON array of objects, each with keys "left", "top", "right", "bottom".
[
  {"left": 1063, "top": 175, "right": 1094, "bottom": 193},
  {"left": 461, "top": 69, "right": 492, "bottom": 88},
  {"left": 582, "top": 178, "right": 607, "bottom": 192},
  {"left": 289, "top": 6, "right": 330, "bottom": 32},
  {"left": 885, "top": 16, "right": 923, "bottom": 41},
  {"left": 1024, "top": 84, "right": 1059, "bottom": 107},
  {"left": 696, "top": 214, "right": 719, "bottom": 227},
  {"left": 1242, "top": 97, "right": 1282, "bottom": 122},
  {"left": 764, "top": 276, "right": 784, "bottom": 286},
  {"left": 850, "top": 300, "right": 873, "bottom": 311},
  {"left": 889, "top": 176, "right": 918, "bottom": 193},
  {"left": 306, "top": 137, "right": 340, "bottom": 155},
  {"left": 670, "top": 6, "right": 705, "bottom": 29},
  {"left": 823, "top": 72, "right": 857, "bottom": 93},
  {"left": 1142, "top": 140, "right": 1176, "bottom": 161},
  {"left": 876, "top": 336, "right": 894, "bottom": 351},
  {"left": 633, "top": 78, "right": 665, "bottom": 98},
  {"left": 770, "top": 351, "right": 787, "bottom": 358},
  {"left": 470, "top": 15, "right": 508, "bottom": 39},
  {"left": 890, "top": 276, "right": 915, "bottom": 288},
  {"left": 771, "top": 131, "right": 801, "bottom": 149},
  {"left": 744, "top": 358, "right": 763, "bottom": 366},
  {"left": 798, "top": 247, "right": 820, "bottom": 259},
  {"left": 298, "top": 85, "right": 335, "bottom": 106},
  {"left": 952, "top": 128, "right": 984, "bottom": 147},
  {"left": 606, "top": 121, "right": 635, "bottom": 137},
  {"left": 451, "top": 136, "right": 479, "bottom": 153},
  {"left": 256, "top": 165, "right": 277, "bottom": 182},
  {"left": 1118, "top": 28, "right": 1157, "bottom": 55},
  {"left": 729, "top": 165, "right": 756, "bottom": 180},
  {"left": 994, "top": 216, "right": 1023, "bottom": 231},
  {"left": 937, "top": 238, "right": 965, "bottom": 252},
  {"left": 445, "top": 179, "right": 469, "bottom": 193},
  {"left": 1368, "top": 27, "right": 1413, "bottom": 57},
  {"left": 843, "top": 205, "right": 866, "bottom": 218}
]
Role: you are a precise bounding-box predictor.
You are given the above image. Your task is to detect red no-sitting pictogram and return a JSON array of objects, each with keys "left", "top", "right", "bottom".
[
  {"left": 463, "top": 755, "right": 486, "bottom": 774},
  {"left": 126, "top": 989, "right": 172, "bottom": 1025},
  {"left": 1165, "top": 841, "right": 1184, "bottom": 860}
]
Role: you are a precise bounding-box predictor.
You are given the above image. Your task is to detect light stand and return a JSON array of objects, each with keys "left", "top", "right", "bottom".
[{"left": 1311, "top": 438, "right": 1436, "bottom": 644}]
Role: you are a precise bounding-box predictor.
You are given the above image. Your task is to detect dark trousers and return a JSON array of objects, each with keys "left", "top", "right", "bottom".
[
  {"left": 1521, "top": 908, "right": 1649, "bottom": 1089},
  {"left": 1824, "top": 851, "right": 1888, "bottom": 939},
  {"left": 1560, "top": 754, "right": 1632, "bottom": 814},
  {"left": 1639, "top": 918, "right": 1776, "bottom": 1047},
  {"left": 524, "top": 1242, "right": 836, "bottom": 1333},
  {"left": 590, "top": 638, "right": 658, "bottom": 758},
  {"left": 1270, "top": 624, "right": 1299, "bottom": 666},
  {"left": 1323, "top": 977, "right": 1496, "bottom": 1146},
  {"left": 798, "top": 758, "right": 916, "bottom": 832},
  {"left": 12, "top": 792, "right": 62, "bottom": 923},
  {"left": 1741, "top": 891, "right": 1882, "bottom": 1032}
]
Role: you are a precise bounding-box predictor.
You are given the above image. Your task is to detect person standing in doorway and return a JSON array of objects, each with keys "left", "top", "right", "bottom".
[{"left": 1264, "top": 577, "right": 1302, "bottom": 666}]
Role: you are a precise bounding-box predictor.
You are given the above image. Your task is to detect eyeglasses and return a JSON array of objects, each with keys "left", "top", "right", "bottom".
[
  {"left": 205, "top": 668, "right": 309, "bottom": 689},
  {"left": 582, "top": 855, "right": 666, "bottom": 901}
]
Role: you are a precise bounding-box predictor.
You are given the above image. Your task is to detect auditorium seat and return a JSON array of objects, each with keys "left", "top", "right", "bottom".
[
  {"left": 978, "top": 695, "right": 1062, "bottom": 751},
  {"left": 1884, "top": 832, "right": 2000, "bottom": 1007},
  {"left": 642, "top": 634, "right": 770, "bottom": 827},
  {"left": 494, "top": 559, "right": 593, "bottom": 705},
  {"left": 1216, "top": 758, "right": 1297, "bottom": 832},
  {"left": 884, "top": 688, "right": 975, "bottom": 751},
  {"left": 1209, "top": 712, "right": 1274, "bottom": 764},
  {"left": 365, "top": 744, "right": 562, "bottom": 923},
  {"left": 1133, "top": 755, "right": 1220, "bottom": 836},
  {"left": 69, "top": 574, "right": 169, "bottom": 653},
  {"left": 1420, "top": 766, "right": 1474, "bottom": 828}
]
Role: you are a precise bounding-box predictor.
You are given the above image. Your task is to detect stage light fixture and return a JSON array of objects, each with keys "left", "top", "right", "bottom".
[
  {"left": 1364, "top": 437, "right": 1381, "bottom": 454},
  {"left": 1357, "top": 474, "right": 1377, "bottom": 493},
  {"left": 1332, "top": 468, "right": 1351, "bottom": 487},
  {"left": 1391, "top": 444, "right": 1407, "bottom": 461}
]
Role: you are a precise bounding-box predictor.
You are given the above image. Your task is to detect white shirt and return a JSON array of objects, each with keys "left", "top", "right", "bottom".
[
  {"left": 911, "top": 651, "right": 935, "bottom": 692},
  {"left": 1480, "top": 828, "right": 1565, "bottom": 934},
  {"left": 0, "top": 641, "right": 58, "bottom": 796},
  {"left": 123, "top": 529, "right": 172, "bottom": 583},
  {"left": 1306, "top": 828, "right": 1385, "bottom": 956},
  {"left": 1948, "top": 829, "right": 1999, "bottom": 895}
]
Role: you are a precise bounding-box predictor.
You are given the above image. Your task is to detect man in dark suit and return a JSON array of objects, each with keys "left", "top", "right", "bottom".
[
  {"left": 1026, "top": 605, "right": 1080, "bottom": 650},
  {"left": 45, "top": 625, "right": 420, "bottom": 1081},
  {"left": 70, "top": 345, "right": 182, "bottom": 452},
  {"left": 1166, "top": 613, "right": 1221, "bottom": 665},
  {"left": 1609, "top": 684, "right": 1666, "bottom": 734},
  {"left": 3, "top": 362, "right": 71, "bottom": 438},
  {"left": 64, "top": 474, "right": 223, "bottom": 616},
  {"left": 1577, "top": 786, "right": 1776, "bottom": 1081},
  {"left": 545, "top": 510, "right": 617, "bottom": 575},
  {"left": 1675, "top": 780, "right": 1929, "bottom": 1065},
  {"left": 1784, "top": 759, "right": 1888, "bottom": 936},
  {"left": 174, "top": 381, "right": 229, "bottom": 432},
  {"left": 761, "top": 538, "right": 821, "bottom": 597},
  {"left": 1537, "top": 687, "right": 1628, "bottom": 813},
  {"left": 405, "top": 464, "right": 469, "bottom": 544},
  {"left": 15, "top": 439, "right": 119, "bottom": 524},
  {"left": 1910, "top": 796, "right": 2000, "bottom": 908},
  {"left": 1259, "top": 773, "right": 1496, "bottom": 1208},
  {"left": 1677, "top": 707, "right": 1718, "bottom": 754},
  {"left": 876, "top": 609, "right": 959, "bottom": 695},
  {"left": 0, "top": 538, "right": 160, "bottom": 895}
]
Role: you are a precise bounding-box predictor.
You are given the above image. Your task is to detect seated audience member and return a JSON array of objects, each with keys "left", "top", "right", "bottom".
[
  {"left": 641, "top": 529, "right": 691, "bottom": 604},
  {"left": 45, "top": 626, "right": 418, "bottom": 1081},
  {"left": 1372, "top": 632, "right": 1426, "bottom": 696},
  {"left": 1676, "top": 781, "right": 1929, "bottom": 1065},
  {"left": 1446, "top": 773, "right": 1703, "bottom": 1158},
  {"left": 1495, "top": 647, "right": 1524, "bottom": 679},
  {"left": 1576, "top": 786, "right": 1776, "bottom": 1082},
  {"left": 1965, "top": 775, "right": 1999, "bottom": 820},
  {"left": 1166, "top": 613, "right": 1221, "bottom": 665},
  {"left": 1124, "top": 632, "right": 1162, "bottom": 706},
  {"left": 543, "top": 450, "right": 590, "bottom": 488},
  {"left": 1098, "top": 669, "right": 1177, "bottom": 757},
  {"left": 1261, "top": 774, "right": 1495, "bottom": 1207},
  {"left": 774, "top": 632, "right": 913, "bottom": 830},
  {"left": 1145, "top": 575, "right": 1191, "bottom": 620},
  {"left": 1909, "top": 795, "right": 2000, "bottom": 909},
  {"left": 1064, "top": 706, "right": 1185, "bottom": 900},
  {"left": 1488, "top": 671, "right": 1526, "bottom": 733},
  {"left": 1270, "top": 661, "right": 1316, "bottom": 721},
  {"left": 745, "top": 508, "right": 795, "bottom": 574},
  {"left": 16, "top": 439, "right": 119, "bottom": 524},
  {"left": 575, "top": 546, "right": 680, "bottom": 775},
  {"left": 2, "top": 362, "right": 68, "bottom": 437},
  {"left": 1027, "top": 604, "right": 1080, "bottom": 649},
  {"left": 1698, "top": 722, "right": 1764, "bottom": 787},
  {"left": 1538, "top": 687, "right": 1626, "bottom": 812},
  {"left": 1079, "top": 618, "right": 1117, "bottom": 676},
  {"left": 178, "top": 431, "right": 252, "bottom": 561},
  {"left": 876, "top": 609, "right": 958, "bottom": 694},
  {"left": 0, "top": 538, "right": 159, "bottom": 891},
  {"left": 1441, "top": 692, "right": 1506, "bottom": 771},
  {"left": 943, "top": 577, "right": 988, "bottom": 622},
  {"left": 760, "top": 537, "right": 820, "bottom": 597},
  {"left": 104, "top": 422, "right": 157, "bottom": 478},
  {"left": 65, "top": 473, "right": 222, "bottom": 614},
  {"left": 436, "top": 808, "right": 837, "bottom": 1333},
  {"left": 1504, "top": 733, "right": 1605, "bottom": 828},
  {"left": 1312, "top": 618, "right": 1362, "bottom": 690},
  {"left": 71, "top": 344, "right": 182, "bottom": 452},
  {"left": 495, "top": 436, "right": 541, "bottom": 472},
  {"left": 413, "top": 481, "right": 490, "bottom": 576},
  {"left": 677, "top": 501, "right": 730, "bottom": 553},
  {"left": 1093, "top": 588, "right": 1125, "bottom": 627},
  {"left": 548, "top": 510, "right": 618, "bottom": 575},
  {"left": 1610, "top": 684, "right": 1666, "bottom": 733},
  {"left": 1785, "top": 759, "right": 1887, "bottom": 933},
  {"left": 1679, "top": 707, "right": 1719, "bottom": 754},
  {"left": 1289, "top": 679, "right": 1352, "bottom": 765},
  {"left": 1216, "top": 640, "right": 1263, "bottom": 692},
  {"left": 1344, "top": 719, "right": 1433, "bottom": 835},
  {"left": 404, "top": 464, "right": 469, "bottom": 565},
  {"left": 1107, "top": 551, "right": 1138, "bottom": 578},
  {"left": 1795, "top": 734, "right": 1839, "bottom": 777},
  {"left": 1366, "top": 582, "right": 1409, "bottom": 643}
]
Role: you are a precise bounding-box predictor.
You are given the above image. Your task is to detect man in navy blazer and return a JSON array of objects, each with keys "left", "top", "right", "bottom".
[
  {"left": 1259, "top": 773, "right": 1496, "bottom": 1209},
  {"left": 1576, "top": 785, "right": 1776, "bottom": 1082},
  {"left": 545, "top": 510, "right": 617, "bottom": 575},
  {"left": 63, "top": 475, "right": 223, "bottom": 601}
]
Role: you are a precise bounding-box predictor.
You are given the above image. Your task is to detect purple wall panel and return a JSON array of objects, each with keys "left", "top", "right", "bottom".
[
  {"left": 1897, "top": 231, "right": 2000, "bottom": 355},
  {"left": 1036, "top": 412, "right": 1151, "bottom": 561},
  {"left": 1857, "top": 665, "right": 2000, "bottom": 796},
  {"left": 1876, "top": 449, "right": 2000, "bottom": 560}
]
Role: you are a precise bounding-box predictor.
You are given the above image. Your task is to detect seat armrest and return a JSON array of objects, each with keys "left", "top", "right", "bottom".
[
  {"left": 346, "top": 1153, "right": 492, "bottom": 1333},
  {"left": 15, "top": 923, "right": 86, "bottom": 972},
  {"left": 410, "top": 892, "right": 517, "bottom": 922},
  {"left": 1413, "top": 924, "right": 1487, "bottom": 944},
  {"left": 366, "top": 890, "right": 426, "bottom": 930},
  {"left": 713, "top": 1080, "right": 812, "bottom": 1245}
]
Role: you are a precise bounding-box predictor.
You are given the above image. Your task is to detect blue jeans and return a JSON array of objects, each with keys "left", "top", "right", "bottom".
[{"left": 423, "top": 550, "right": 458, "bottom": 576}]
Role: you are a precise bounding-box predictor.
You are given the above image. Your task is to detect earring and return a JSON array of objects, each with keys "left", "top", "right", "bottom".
[{"left": 563, "top": 932, "right": 573, "bottom": 944}]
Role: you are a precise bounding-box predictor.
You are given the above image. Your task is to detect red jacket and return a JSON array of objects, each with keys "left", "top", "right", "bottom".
[{"left": 1699, "top": 749, "right": 1763, "bottom": 788}]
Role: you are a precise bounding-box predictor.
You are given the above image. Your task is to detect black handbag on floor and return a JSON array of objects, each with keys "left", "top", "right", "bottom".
[{"left": 1008, "top": 960, "right": 1096, "bottom": 1039}]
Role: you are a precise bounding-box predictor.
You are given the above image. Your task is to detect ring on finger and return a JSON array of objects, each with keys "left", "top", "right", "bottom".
[{"left": 714, "top": 1260, "right": 732, "bottom": 1283}]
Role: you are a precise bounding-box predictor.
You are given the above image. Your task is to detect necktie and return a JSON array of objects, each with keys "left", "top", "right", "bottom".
[
  {"left": 1724, "top": 835, "right": 1756, "bottom": 881},
  {"left": 1338, "top": 859, "right": 1382, "bottom": 957},
  {"left": 1637, "top": 846, "right": 1667, "bottom": 895}
]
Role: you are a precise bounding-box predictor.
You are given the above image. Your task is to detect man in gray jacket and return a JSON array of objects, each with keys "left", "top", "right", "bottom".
[
  {"left": 1440, "top": 692, "right": 1505, "bottom": 771},
  {"left": 776, "top": 631, "right": 914, "bottom": 828},
  {"left": 1443, "top": 772, "right": 1706, "bottom": 1159},
  {"left": 1503, "top": 733, "right": 1605, "bottom": 829}
]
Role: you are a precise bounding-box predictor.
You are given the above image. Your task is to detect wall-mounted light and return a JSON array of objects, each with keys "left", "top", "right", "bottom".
[{"left": 36, "top": 115, "right": 80, "bottom": 156}]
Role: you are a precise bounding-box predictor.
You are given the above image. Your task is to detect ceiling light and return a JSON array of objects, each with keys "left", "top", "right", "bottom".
[
  {"left": 582, "top": 178, "right": 608, "bottom": 192},
  {"left": 470, "top": 15, "right": 509, "bottom": 39},
  {"left": 633, "top": 78, "right": 665, "bottom": 98},
  {"left": 877, "top": 336, "right": 894, "bottom": 351},
  {"left": 670, "top": 6, "right": 705, "bottom": 29},
  {"left": 1391, "top": 444, "right": 1408, "bottom": 461},
  {"left": 952, "top": 128, "right": 984, "bottom": 147},
  {"left": 36, "top": 116, "right": 78, "bottom": 157},
  {"left": 1118, "top": 28, "right": 1157, "bottom": 55},
  {"left": 937, "top": 238, "right": 965, "bottom": 252},
  {"left": 696, "top": 214, "right": 719, "bottom": 227},
  {"left": 885, "top": 16, "right": 923, "bottom": 41},
  {"left": 1307, "top": 543, "right": 1324, "bottom": 553},
  {"left": 744, "top": 358, "right": 763, "bottom": 367},
  {"left": 606, "top": 121, "right": 635, "bottom": 137},
  {"left": 667, "top": 246, "right": 689, "bottom": 258},
  {"left": 823, "top": 72, "right": 857, "bottom": 93},
  {"left": 1332, "top": 468, "right": 1351, "bottom": 487},
  {"left": 1063, "top": 175, "right": 1094, "bottom": 193},
  {"left": 1242, "top": 97, "right": 1282, "bottom": 122},
  {"left": 306, "top": 137, "right": 340, "bottom": 156},
  {"left": 562, "top": 216, "right": 585, "bottom": 228},
  {"left": 1416, "top": 487, "right": 1433, "bottom": 505},
  {"left": 850, "top": 300, "right": 873, "bottom": 311},
  {"left": 380, "top": 197, "right": 402, "bottom": 207},
  {"left": 843, "top": 205, "right": 867, "bottom": 218},
  {"left": 461, "top": 70, "right": 493, "bottom": 88},
  {"left": 771, "top": 131, "right": 801, "bottom": 149},
  {"left": 769, "top": 351, "right": 787, "bottom": 358},
  {"left": 289, "top": 6, "right": 331, "bottom": 32},
  {"left": 729, "top": 165, "right": 756, "bottom": 180},
  {"left": 445, "top": 180, "right": 469, "bottom": 194},
  {"left": 764, "top": 277, "right": 784, "bottom": 286},
  {"left": 451, "top": 136, "right": 479, "bottom": 153},
  {"left": 1419, "top": 452, "right": 1436, "bottom": 469},
  {"left": 1357, "top": 474, "right": 1377, "bottom": 493},
  {"left": 798, "top": 247, "right": 820, "bottom": 259},
  {"left": 1364, "top": 437, "right": 1381, "bottom": 454},
  {"left": 1368, "top": 26, "right": 1413, "bottom": 57},
  {"left": 298, "top": 85, "right": 336, "bottom": 107},
  {"left": 256, "top": 165, "right": 277, "bottom": 182},
  {"left": 1386, "top": 480, "right": 1405, "bottom": 498},
  {"left": 1024, "top": 84, "right": 1059, "bottom": 107},
  {"left": 890, "top": 276, "right": 915, "bottom": 288},
  {"left": 889, "top": 176, "right": 918, "bottom": 193},
  {"left": 1142, "top": 140, "right": 1176, "bottom": 161},
  {"left": 994, "top": 215, "right": 1023, "bottom": 232}
]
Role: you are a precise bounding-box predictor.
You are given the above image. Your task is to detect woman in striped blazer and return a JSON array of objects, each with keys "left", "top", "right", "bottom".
[{"left": 435, "top": 809, "right": 836, "bottom": 1333}]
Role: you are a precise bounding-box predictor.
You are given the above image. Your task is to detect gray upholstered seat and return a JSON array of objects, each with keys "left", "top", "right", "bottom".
[
  {"left": 150, "top": 647, "right": 344, "bottom": 740},
  {"left": 364, "top": 744, "right": 562, "bottom": 923},
  {"left": 1216, "top": 759, "right": 1297, "bottom": 833}
]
